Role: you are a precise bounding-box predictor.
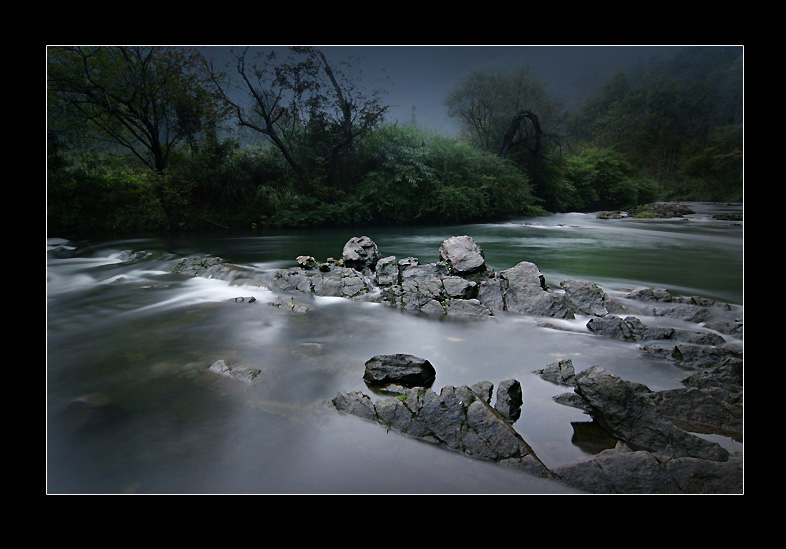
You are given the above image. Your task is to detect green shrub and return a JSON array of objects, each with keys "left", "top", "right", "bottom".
[
  {"left": 355, "top": 124, "right": 534, "bottom": 224},
  {"left": 562, "top": 147, "right": 655, "bottom": 211}
]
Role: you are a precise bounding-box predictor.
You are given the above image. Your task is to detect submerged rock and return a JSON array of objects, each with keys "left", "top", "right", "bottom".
[
  {"left": 61, "top": 393, "right": 129, "bottom": 435},
  {"left": 208, "top": 359, "right": 261, "bottom": 383}
]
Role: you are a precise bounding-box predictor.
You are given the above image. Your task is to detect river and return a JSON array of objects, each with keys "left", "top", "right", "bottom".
[{"left": 46, "top": 202, "right": 743, "bottom": 494}]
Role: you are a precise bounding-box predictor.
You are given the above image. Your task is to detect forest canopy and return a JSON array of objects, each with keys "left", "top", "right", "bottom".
[{"left": 46, "top": 45, "right": 743, "bottom": 235}]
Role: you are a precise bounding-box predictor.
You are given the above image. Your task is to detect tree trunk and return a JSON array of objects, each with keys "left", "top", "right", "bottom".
[{"left": 498, "top": 110, "right": 543, "bottom": 158}]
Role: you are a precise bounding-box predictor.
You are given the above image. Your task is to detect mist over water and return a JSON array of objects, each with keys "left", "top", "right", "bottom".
[{"left": 46, "top": 203, "right": 742, "bottom": 493}]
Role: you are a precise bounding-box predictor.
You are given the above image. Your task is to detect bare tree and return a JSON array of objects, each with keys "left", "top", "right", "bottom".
[
  {"left": 48, "top": 46, "right": 226, "bottom": 173},
  {"left": 210, "top": 46, "right": 388, "bottom": 189},
  {"left": 445, "top": 66, "right": 557, "bottom": 159}
]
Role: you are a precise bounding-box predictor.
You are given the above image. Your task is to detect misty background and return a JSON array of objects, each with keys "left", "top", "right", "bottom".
[{"left": 206, "top": 45, "right": 685, "bottom": 137}]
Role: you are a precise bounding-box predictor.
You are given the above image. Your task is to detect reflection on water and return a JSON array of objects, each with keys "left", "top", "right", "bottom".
[{"left": 46, "top": 204, "right": 743, "bottom": 493}]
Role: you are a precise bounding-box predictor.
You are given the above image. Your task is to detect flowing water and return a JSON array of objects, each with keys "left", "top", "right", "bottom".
[{"left": 46, "top": 202, "right": 743, "bottom": 494}]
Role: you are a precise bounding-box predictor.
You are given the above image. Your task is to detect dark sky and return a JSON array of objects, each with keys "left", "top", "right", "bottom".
[{"left": 207, "top": 45, "right": 685, "bottom": 137}]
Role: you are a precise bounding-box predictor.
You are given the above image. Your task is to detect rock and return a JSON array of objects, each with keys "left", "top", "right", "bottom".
[
  {"left": 597, "top": 211, "right": 629, "bottom": 219},
  {"left": 400, "top": 262, "right": 448, "bottom": 281},
  {"left": 327, "top": 382, "right": 552, "bottom": 478},
  {"left": 342, "top": 236, "right": 381, "bottom": 272},
  {"left": 362, "top": 354, "right": 437, "bottom": 388},
  {"left": 400, "top": 279, "right": 444, "bottom": 310},
  {"left": 640, "top": 343, "right": 742, "bottom": 370},
  {"left": 477, "top": 276, "right": 508, "bottom": 312},
  {"left": 443, "top": 298, "right": 493, "bottom": 319},
  {"left": 438, "top": 235, "right": 486, "bottom": 274},
  {"left": 330, "top": 391, "right": 378, "bottom": 422},
  {"left": 500, "top": 261, "right": 573, "bottom": 319},
  {"left": 560, "top": 279, "right": 609, "bottom": 316},
  {"left": 571, "top": 366, "right": 730, "bottom": 462},
  {"left": 652, "top": 303, "right": 712, "bottom": 323},
  {"left": 494, "top": 379, "right": 523, "bottom": 422},
  {"left": 703, "top": 317, "right": 743, "bottom": 338},
  {"left": 442, "top": 276, "right": 478, "bottom": 299},
  {"left": 681, "top": 357, "right": 743, "bottom": 393},
  {"left": 586, "top": 315, "right": 674, "bottom": 341},
  {"left": 627, "top": 286, "right": 680, "bottom": 302},
  {"left": 267, "top": 296, "right": 311, "bottom": 313},
  {"left": 398, "top": 257, "right": 419, "bottom": 269},
  {"left": 634, "top": 203, "right": 696, "bottom": 218},
  {"left": 553, "top": 442, "right": 742, "bottom": 494},
  {"left": 470, "top": 381, "right": 494, "bottom": 404},
  {"left": 208, "top": 359, "right": 261, "bottom": 383},
  {"left": 533, "top": 359, "right": 577, "bottom": 386},
  {"left": 375, "top": 256, "right": 399, "bottom": 286},
  {"left": 229, "top": 296, "right": 257, "bottom": 303},
  {"left": 646, "top": 386, "right": 743, "bottom": 437},
  {"left": 270, "top": 266, "right": 373, "bottom": 300},
  {"left": 171, "top": 256, "right": 229, "bottom": 277},
  {"left": 296, "top": 255, "right": 318, "bottom": 269}
]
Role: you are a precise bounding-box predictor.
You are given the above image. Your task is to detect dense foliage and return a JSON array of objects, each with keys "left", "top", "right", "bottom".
[{"left": 47, "top": 45, "right": 742, "bottom": 236}]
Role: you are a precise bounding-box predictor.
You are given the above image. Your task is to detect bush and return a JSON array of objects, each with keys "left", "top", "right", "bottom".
[
  {"left": 561, "top": 147, "right": 655, "bottom": 211},
  {"left": 47, "top": 165, "right": 169, "bottom": 235},
  {"left": 355, "top": 124, "right": 535, "bottom": 224}
]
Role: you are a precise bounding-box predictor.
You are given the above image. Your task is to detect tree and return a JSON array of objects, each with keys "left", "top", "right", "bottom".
[
  {"left": 444, "top": 66, "right": 559, "bottom": 159},
  {"left": 210, "top": 46, "right": 388, "bottom": 191},
  {"left": 47, "top": 46, "right": 229, "bottom": 173},
  {"left": 445, "top": 66, "right": 565, "bottom": 206}
]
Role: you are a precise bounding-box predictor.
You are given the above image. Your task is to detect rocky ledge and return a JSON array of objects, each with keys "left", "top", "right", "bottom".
[
  {"left": 173, "top": 234, "right": 743, "bottom": 369},
  {"left": 326, "top": 352, "right": 742, "bottom": 494}
]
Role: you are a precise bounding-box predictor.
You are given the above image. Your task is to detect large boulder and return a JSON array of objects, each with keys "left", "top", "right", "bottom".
[
  {"left": 572, "top": 366, "right": 730, "bottom": 462},
  {"left": 363, "top": 354, "right": 437, "bottom": 388},
  {"left": 560, "top": 279, "right": 609, "bottom": 316},
  {"left": 553, "top": 442, "right": 742, "bottom": 494},
  {"left": 208, "top": 359, "right": 261, "bottom": 383},
  {"left": 328, "top": 381, "right": 552, "bottom": 478},
  {"left": 375, "top": 256, "right": 400, "bottom": 286},
  {"left": 270, "top": 266, "right": 373, "bottom": 300},
  {"left": 500, "top": 262, "right": 573, "bottom": 319},
  {"left": 342, "top": 236, "right": 381, "bottom": 272},
  {"left": 439, "top": 235, "right": 486, "bottom": 274},
  {"left": 586, "top": 315, "right": 674, "bottom": 341},
  {"left": 646, "top": 386, "right": 743, "bottom": 436}
]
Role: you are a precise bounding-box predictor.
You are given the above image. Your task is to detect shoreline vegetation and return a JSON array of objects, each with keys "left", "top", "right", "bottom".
[{"left": 47, "top": 46, "right": 742, "bottom": 238}]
